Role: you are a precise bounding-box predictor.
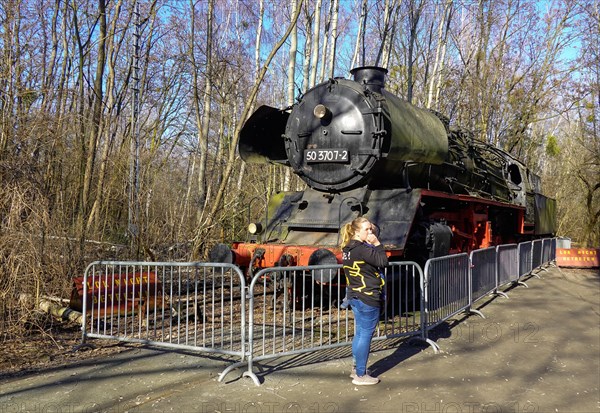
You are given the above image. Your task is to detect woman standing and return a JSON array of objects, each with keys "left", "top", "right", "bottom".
[{"left": 340, "top": 217, "right": 388, "bottom": 385}]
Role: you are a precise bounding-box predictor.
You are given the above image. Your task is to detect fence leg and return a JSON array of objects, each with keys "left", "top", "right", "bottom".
[
  {"left": 467, "top": 307, "right": 486, "bottom": 319},
  {"left": 217, "top": 354, "right": 268, "bottom": 386},
  {"left": 493, "top": 290, "right": 509, "bottom": 299},
  {"left": 409, "top": 335, "right": 440, "bottom": 354},
  {"left": 516, "top": 280, "right": 529, "bottom": 288},
  {"left": 242, "top": 364, "right": 261, "bottom": 386},
  {"left": 530, "top": 268, "right": 546, "bottom": 278},
  {"left": 217, "top": 361, "right": 240, "bottom": 382}
]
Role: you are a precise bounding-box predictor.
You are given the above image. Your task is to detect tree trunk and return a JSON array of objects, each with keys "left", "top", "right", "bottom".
[
  {"left": 82, "top": 0, "right": 107, "bottom": 221},
  {"left": 351, "top": 0, "right": 368, "bottom": 69},
  {"left": 376, "top": 0, "right": 395, "bottom": 68},
  {"left": 326, "top": 0, "right": 339, "bottom": 78},
  {"left": 427, "top": 0, "right": 453, "bottom": 109},
  {"left": 319, "top": 0, "right": 334, "bottom": 82},
  {"left": 309, "top": 0, "right": 322, "bottom": 88},
  {"left": 39, "top": 298, "right": 83, "bottom": 325},
  {"left": 287, "top": 0, "right": 299, "bottom": 109},
  {"left": 87, "top": 0, "right": 127, "bottom": 232},
  {"left": 238, "top": 0, "right": 264, "bottom": 192},
  {"left": 406, "top": 0, "right": 423, "bottom": 104},
  {"left": 302, "top": 4, "right": 312, "bottom": 91},
  {"left": 194, "top": 0, "right": 214, "bottom": 223},
  {"left": 284, "top": 0, "right": 300, "bottom": 192}
]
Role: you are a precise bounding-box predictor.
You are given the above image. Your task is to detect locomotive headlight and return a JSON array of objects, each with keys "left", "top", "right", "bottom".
[
  {"left": 248, "top": 222, "right": 263, "bottom": 235},
  {"left": 313, "top": 104, "right": 330, "bottom": 120}
]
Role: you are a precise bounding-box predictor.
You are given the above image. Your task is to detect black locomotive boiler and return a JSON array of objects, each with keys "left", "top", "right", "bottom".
[{"left": 211, "top": 67, "right": 556, "bottom": 277}]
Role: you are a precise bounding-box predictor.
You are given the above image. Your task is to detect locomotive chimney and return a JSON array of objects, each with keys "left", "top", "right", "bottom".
[{"left": 350, "top": 66, "right": 388, "bottom": 93}]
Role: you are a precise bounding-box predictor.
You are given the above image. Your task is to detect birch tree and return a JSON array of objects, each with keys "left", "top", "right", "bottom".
[
  {"left": 426, "top": 0, "right": 453, "bottom": 109},
  {"left": 375, "top": 0, "right": 398, "bottom": 68},
  {"left": 318, "top": 0, "right": 333, "bottom": 82},
  {"left": 325, "top": 0, "right": 339, "bottom": 78},
  {"left": 351, "top": 0, "right": 368, "bottom": 69},
  {"left": 80, "top": 0, "right": 108, "bottom": 241},
  {"left": 191, "top": 0, "right": 214, "bottom": 221},
  {"left": 406, "top": 0, "right": 425, "bottom": 103},
  {"left": 237, "top": 0, "right": 264, "bottom": 192},
  {"left": 308, "top": 0, "right": 322, "bottom": 88}
]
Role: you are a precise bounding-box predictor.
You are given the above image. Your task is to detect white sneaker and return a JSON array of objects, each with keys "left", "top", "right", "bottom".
[{"left": 352, "top": 374, "right": 380, "bottom": 385}]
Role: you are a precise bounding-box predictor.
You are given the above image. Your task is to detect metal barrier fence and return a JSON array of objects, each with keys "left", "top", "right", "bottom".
[
  {"left": 470, "top": 247, "right": 498, "bottom": 305},
  {"left": 422, "top": 238, "right": 556, "bottom": 344},
  {"left": 532, "top": 239, "right": 543, "bottom": 269},
  {"left": 518, "top": 241, "right": 533, "bottom": 278},
  {"left": 497, "top": 244, "right": 518, "bottom": 286},
  {"left": 80, "top": 262, "right": 246, "bottom": 359},
  {"left": 219, "top": 262, "right": 427, "bottom": 385},
  {"left": 78, "top": 239, "right": 555, "bottom": 385},
  {"left": 423, "top": 253, "right": 470, "bottom": 331},
  {"left": 542, "top": 238, "right": 554, "bottom": 266}
]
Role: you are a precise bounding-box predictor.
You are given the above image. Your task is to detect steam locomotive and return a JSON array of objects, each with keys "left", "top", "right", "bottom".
[{"left": 210, "top": 67, "right": 556, "bottom": 278}]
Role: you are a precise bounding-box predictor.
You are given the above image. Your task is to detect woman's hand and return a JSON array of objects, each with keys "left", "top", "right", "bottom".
[{"left": 366, "top": 232, "right": 380, "bottom": 246}]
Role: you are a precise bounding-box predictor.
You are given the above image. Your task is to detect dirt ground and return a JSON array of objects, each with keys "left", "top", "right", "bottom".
[{"left": 0, "top": 321, "right": 126, "bottom": 379}]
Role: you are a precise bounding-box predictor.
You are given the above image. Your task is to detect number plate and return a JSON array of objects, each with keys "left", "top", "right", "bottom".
[{"left": 304, "top": 149, "right": 349, "bottom": 163}]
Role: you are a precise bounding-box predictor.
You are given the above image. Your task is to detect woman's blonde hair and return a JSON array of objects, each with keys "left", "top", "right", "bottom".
[{"left": 339, "top": 216, "right": 370, "bottom": 248}]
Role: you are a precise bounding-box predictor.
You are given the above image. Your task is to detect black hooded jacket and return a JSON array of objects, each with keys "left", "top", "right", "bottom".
[{"left": 342, "top": 240, "right": 389, "bottom": 308}]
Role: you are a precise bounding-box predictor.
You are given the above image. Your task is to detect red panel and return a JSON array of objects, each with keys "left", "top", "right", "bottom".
[
  {"left": 70, "top": 272, "right": 162, "bottom": 315},
  {"left": 556, "top": 248, "right": 600, "bottom": 268},
  {"left": 230, "top": 243, "right": 403, "bottom": 274},
  {"left": 421, "top": 189, "right": 523, "bottom": 251}
]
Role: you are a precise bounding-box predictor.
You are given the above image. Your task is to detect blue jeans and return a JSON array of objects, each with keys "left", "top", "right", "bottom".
[{"left": 350, "top": 297, "right": 380, "bottom": 377}]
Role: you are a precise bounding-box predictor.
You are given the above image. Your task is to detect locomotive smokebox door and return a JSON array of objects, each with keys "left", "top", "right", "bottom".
[{"left": 284, "top": 76, "right": 382, "bottom": 191}]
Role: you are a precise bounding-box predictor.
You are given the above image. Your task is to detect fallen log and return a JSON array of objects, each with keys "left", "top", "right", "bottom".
[
  {"left": 18, "top": 293, "right": 84, "bottom": 325},
  {"left": 38, "top": 299, "right": 84, "bottom": 325}
]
